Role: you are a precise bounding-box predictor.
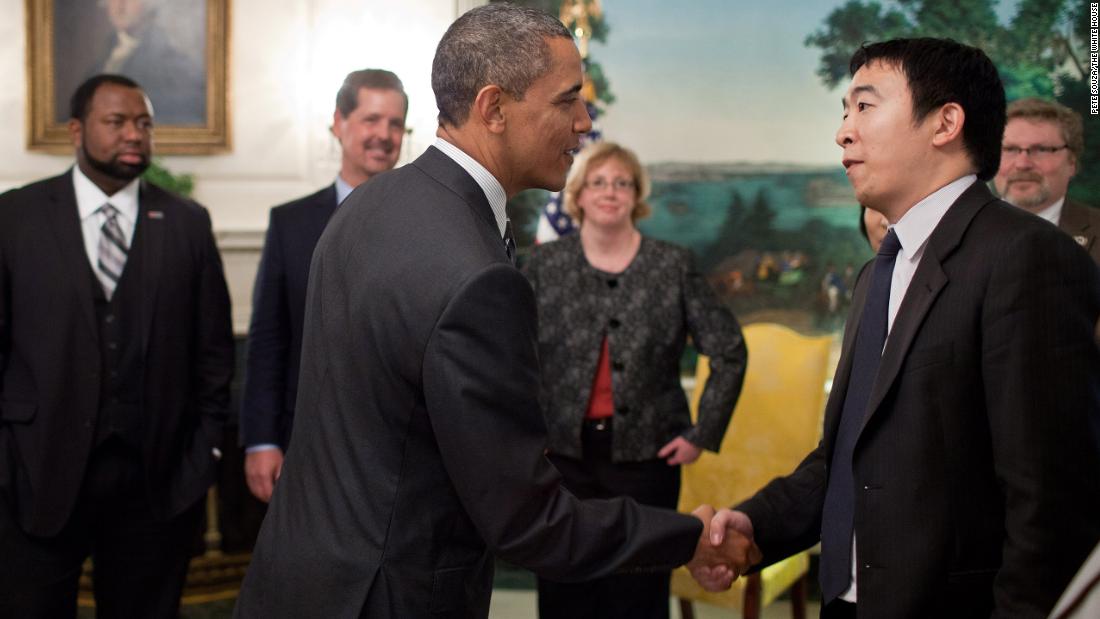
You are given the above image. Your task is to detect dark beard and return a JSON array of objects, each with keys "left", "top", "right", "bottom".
[{"left": 83, "top": 142, "right": 149, "bottom": 181}]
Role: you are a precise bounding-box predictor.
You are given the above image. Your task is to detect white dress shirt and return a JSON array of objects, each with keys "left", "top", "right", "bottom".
[
  {"left": 432, "top": 137, "right": 508, "bottom": 238},
  {"left": 72, "top": 166, "right": 140, "bottom": 274},
  {"left": 842, "top": 174, "right": 977, "bottom": 602},
  {"left": 1033, "top": 196, "right": 1065, "bottom": 227}
]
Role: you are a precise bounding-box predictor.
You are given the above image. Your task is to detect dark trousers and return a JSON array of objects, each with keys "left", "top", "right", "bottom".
[
  {"left": 821, "top": 599, "right": 857, "bottom": 619},
  {"left": 0, "top": 439, "right": 204, "bottom": 618},
  {"left": 537, "top": 421, "right": 681, "bottom": 619}
]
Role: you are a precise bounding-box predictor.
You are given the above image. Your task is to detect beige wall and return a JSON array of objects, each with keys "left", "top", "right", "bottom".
[{"left": 0, "top": 0, "right": 485, "bottom": 332}]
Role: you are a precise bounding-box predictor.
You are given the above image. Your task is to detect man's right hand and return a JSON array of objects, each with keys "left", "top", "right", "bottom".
[
  {"left": 245, "top": 448, "right": 284, "bottom": 503},
  {"left": 688, "top": 508, "right": 761, "bottom": 591},
  {"left": 686, "top": 505, "right": 762, "bottom": 591}
]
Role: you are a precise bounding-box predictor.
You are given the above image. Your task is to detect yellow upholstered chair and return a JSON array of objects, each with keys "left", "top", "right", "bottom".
[{"left": 672, "top": 323, "right": 833, "bottom": 619}]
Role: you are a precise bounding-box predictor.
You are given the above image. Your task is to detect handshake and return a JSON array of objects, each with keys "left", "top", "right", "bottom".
[{"left": 685, "top": 506, "right": 762, "bottom": 592}]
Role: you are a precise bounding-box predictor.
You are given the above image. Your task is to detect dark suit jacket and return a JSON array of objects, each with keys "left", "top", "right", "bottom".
[
  {"left": 1060, "top": 199, "right": 1100, "bottom": 264},
  {"left": 0, "top": 171, "right": 234, "bottom": 537},
  {"left": 525, "top": 234, "right": 746, "bottom": 461},
  {"left": 736, "top": 182, "right": 1100, "bottom": 618},
  {"left": 240, "top": 185, "right": 337, "bottom": 450},
  {"left": 235, "top": 147, "right": 702, "bottom": 618}
]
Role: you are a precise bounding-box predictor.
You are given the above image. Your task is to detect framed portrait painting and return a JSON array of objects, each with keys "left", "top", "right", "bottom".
[{"left": 26, "top": 0, "right": 230, "bottom": 154}]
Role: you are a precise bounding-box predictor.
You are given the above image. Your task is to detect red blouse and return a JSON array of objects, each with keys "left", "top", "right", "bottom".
[{"left": 584, "top": 336, "right": 614, "bottom": 420}]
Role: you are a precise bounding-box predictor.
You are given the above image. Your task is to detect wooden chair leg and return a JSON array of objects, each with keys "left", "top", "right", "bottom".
[
  {"left": 743, "top": 573, "right": 762, "bottom": 619},
  {"left": 790, "top": 573, "right": 807, "bottom": 619},
  {"left": 678, "top": 597, "right": 696, "bottom": 619}
]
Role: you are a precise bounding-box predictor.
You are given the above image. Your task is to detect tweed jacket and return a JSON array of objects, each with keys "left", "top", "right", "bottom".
[
  {"left": 525, "top": 234, "right": 746, "bottom": 462},
  {"left": 1059, "top": 199, "right": 1100, "bottom": 264}
]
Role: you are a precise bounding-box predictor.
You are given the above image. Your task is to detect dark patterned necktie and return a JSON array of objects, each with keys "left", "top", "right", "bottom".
[
  {"left": 96, "top": 203, "right": 129, "bottom": 300},
  {"left": 820, "top": 228, "right": 901, "bottom": 602},
  {"left": 504, "top": 219, "right": 516, "bottom": 266}
]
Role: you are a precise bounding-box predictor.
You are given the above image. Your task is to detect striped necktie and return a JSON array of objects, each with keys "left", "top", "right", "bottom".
[{"left": 96, "top": 203, "right": 129, "bottom": 300}]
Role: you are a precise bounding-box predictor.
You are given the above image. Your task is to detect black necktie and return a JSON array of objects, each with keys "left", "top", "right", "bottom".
[
  {"left": 96, "top": 203, "right": 129, "bottom": 300},
  {"left": 820, "top": 228, "right": 901, "bottom": 602},
  {"left": 503, "top": 219, "right": 516, "bottom": 266}
]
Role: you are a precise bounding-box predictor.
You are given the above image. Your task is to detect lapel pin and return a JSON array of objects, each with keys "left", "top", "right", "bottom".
[
  {"left": 1073, "top": 235, "right": 1087, "bottom": 247},
  {"left": 148, "top": 211, "right": 164, "bottom": 219}
]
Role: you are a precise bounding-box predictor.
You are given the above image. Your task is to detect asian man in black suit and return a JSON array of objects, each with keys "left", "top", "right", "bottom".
[
  {"left": 0, "top": 74, "right": 234, "bottom": 618},
  {"left": 699, "top": 38, "right": 1100, "bottom": 618},
  {"left": 239, "top": 69, "right": 407, "bottom": 503},
  {"left": 234, "top": 6, "right": 757, "bottom": 618}
]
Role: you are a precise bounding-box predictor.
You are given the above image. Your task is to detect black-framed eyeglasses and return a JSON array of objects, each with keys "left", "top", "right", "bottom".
[{"left": 1001, "top": 144, "right": 1069, "bottom": 161}]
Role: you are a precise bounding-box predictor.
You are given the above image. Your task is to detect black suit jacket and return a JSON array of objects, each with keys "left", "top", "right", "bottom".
[
  {"left": 235, "top": 147, "right": 702, "bottom": 618},
  {"left": 0, "top": 171, "right": 234, "bottom": 537},
  {"left": 737, "top": 182, "right": 1100, "bottom": 618},
  {"left": 1060, "top": 199, "right": 1100, "bottom": 264},
  {"left": 240, "top": 185, "right": 337, "bottom": 450}
]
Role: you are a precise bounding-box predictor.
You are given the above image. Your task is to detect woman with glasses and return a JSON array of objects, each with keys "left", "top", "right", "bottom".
[{"left": 524, "top": 141, "right": 747, "bottom": 619}]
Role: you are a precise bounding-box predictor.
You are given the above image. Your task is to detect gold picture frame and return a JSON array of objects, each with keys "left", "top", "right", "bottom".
[{"left": 25, "top": 0, "right": 230, "bottom": 155}]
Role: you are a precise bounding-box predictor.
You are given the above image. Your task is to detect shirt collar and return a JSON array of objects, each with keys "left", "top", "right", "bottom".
[
  {"left": 891, "top": 175, "right": 976, "bottom": 262},
  {"left": 431, "top": 136, "right": 508, "bottom": 238},
  {"left": 1034, "top": 196, "right": 1065, "bottom": 226},
  {"left": 334, "top": 174, "right": 355, "bottom": 206},
  {"left": 116, "top": 30, "right": 139, "bottom": 52},
  {"left": 72, "top": 165, "right": 140, "bottom": 224}
]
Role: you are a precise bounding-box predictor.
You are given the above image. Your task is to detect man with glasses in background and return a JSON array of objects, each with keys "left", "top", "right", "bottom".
[{"left": 994, "top": 98, "right": 1099, "bottom": 263}]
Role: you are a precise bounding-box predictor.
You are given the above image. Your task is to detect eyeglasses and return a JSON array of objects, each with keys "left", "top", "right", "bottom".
[
  {"left": 584, "top": 178, "right": 636, "bottom": 192},
  {"left": 1001, "top": 144, "right": 1069, "bottom": 161}
]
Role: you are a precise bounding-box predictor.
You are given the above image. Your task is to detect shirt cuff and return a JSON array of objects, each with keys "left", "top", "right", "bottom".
[{"left": 245, "top": 443, "right": 282, "bottom": 454}]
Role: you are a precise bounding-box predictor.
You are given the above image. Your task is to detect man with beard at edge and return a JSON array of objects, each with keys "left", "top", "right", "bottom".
[
  {"left": 0, "top": 74, "right": 234, "bottom": 618},
  {"left": 992, "top": 99, "right": 1100, "bottom": 343},
  {"left": 993, "top": 98, "right": 1099, "bottom": 264},
  {"left": 240, "top": 69, "right": 408, "bottom": 504}
]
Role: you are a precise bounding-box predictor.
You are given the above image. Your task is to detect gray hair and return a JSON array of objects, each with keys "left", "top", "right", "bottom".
[{"left": 432, "top": 3, "right": 572, "bottom": 127}]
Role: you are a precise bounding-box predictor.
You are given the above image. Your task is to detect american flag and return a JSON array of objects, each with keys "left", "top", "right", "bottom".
[{"left": 535, "top": 101, "right": 602, "bottom": 243}]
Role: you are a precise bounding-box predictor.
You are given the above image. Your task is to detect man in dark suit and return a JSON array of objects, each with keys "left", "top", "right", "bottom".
[
  {"left": 0, "top": 74, "right": 234, "bottom": 618},
  {"left": 993, "top": 97, "right": 1099, "bottom": 264},
  {"left": 234, "top": 6, "right": 757, "bottom": 618},
  {"left": 699, "top": 39, "right": 1100, "bottom": 618},
  {"left": 240, "top": 69, "right": 407, "bottom": 503}
]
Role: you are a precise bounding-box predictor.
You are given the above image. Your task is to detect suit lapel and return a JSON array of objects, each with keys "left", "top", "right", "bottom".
[
  {"left": 857, "top": 182, "right": 994, "bottom": 436},
  {"left": 310, "top": 185, "right": 339, "bottom": 245},
  {"left": 137, "top": 180, "right": 165, "bottom": 357},
  {"left": 1059, "top": 200, "right": 1096, "bottom": 255},
  {"left": 411, "top": 146, "right": 499, "bottom": 233},
  {"left": 44, "top": 172, "right": 99, "bottom": 338}
]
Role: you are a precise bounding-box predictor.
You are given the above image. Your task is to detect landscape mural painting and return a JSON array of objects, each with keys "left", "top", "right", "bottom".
[
  {"left": 503, "top": 0, "right": 1099, "bottom": 336},
  {"left": 641, "top": 164, "right": 866, "bottom": 333}
]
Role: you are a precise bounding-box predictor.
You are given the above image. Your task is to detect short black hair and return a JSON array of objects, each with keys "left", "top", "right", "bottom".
[
  {"left": 70, "top": 74, "right": 143, "bottom": 122},
  {"left": 431, "top": 4, "right": 572, "bottom": 127},
  {"left": 850, "top": 38, "right": 1005, "bottom": 181},
  {"left": 335, "top": 69, "right": 407, "bottom": 118}
]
